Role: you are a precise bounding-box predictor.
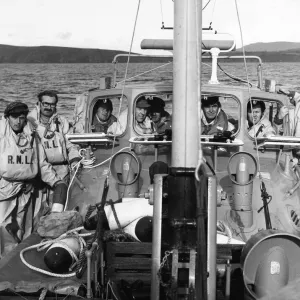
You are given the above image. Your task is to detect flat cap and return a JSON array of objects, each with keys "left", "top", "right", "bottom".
[
  {"left": 95, "top": 98, "right": 113, "bottom": 111},
  {"left": 150, "top": 97, "right": 165, "bottom": 112},
  {"left": 136, "top": 97, "right": 151, "bottom": 108},
  {"left": 4, "top": 101, "right": 29, "bottom": 118}
]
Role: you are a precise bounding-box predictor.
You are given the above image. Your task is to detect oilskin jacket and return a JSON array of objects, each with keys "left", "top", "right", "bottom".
[
  {"left": 0, "top": 118, "right": 60, "bottom": 257},
  {"left": 136, "top": 116, "right": 154, "bottom": 135},
  {"left": 201, "top": 109, "right": 235, "bottom": 135},
  {"left": 286, "top": 92, "right": 300, "bottom": 137},
  {"left": 92, "top": 114, "right": 117, "bottom": 133},
  {"left": 28, "top": 106, "right": 80, "bottom": 180},
  {"left": 247, "top": 115, "right": 276, "bottom": 138}
]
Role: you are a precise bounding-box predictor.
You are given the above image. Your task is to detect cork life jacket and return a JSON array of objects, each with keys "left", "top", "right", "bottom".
[
  {"left": 92, "top": 114, "right": 117, "bottom": 133},
  {"left": 0, "top": 119, "right": 38, "bottom": 181},
  {"left": 201, "top": 109, "right": 229, "bottom": 135}
]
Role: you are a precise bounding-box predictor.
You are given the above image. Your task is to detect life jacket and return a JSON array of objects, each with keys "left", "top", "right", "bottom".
[
  {"left": 0, "top": 119, "right": 38, "bottom": 181},
  {"left": 136, "top": 116, "right": 153, "bottom": 134},
  {"left": 247, "top": 115, "right": 275, "bottom": 138},
  {"left": 201, "top": 109, "right": 229, "bottom": 135},
  {"left": 92, "top": 114, "right": 117, "bottom": 133},
  {"left": 28, "top": 107, "right": 68, "bottom": 165}
]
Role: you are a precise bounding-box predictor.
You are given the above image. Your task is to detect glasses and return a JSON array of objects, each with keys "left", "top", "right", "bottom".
[{"left": 42, "top": 102, "right": 57, "bottom": 108}]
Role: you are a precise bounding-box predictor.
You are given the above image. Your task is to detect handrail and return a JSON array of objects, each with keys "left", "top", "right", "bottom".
[{"left": 112, "top": 54, "right": 263, "bottom": 88}]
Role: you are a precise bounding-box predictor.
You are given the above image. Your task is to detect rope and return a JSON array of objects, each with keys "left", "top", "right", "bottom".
[
  {"left": 116, "top": 61, "right": 172, "bottom": 85},
  {"left": 234, "top": 0, "right": 262, "bottom": 179},
  {"left": 202, "top": 0, "right": 212, "bottom": 10},
  {"left": 39, "top": 288, "right": 47, "bottom": 300},
  {"left": 20, "top": 226, "right": 92, "bottom": 278},
  {"left": 217, "top": 220, "right": 232, "bottom": 244}
]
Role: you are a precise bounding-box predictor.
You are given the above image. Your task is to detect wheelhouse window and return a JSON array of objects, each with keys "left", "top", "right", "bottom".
[
  {"left": 201, "top": 94, "right": 240, "bottom": 136},
  {"left": 246, "top": 99, "right": 283, "bottom": 139},
  {"left": 134, "top": 93, "right": 172, "bottom": 135},
  {"left": 90, "top": 96, "right": 128, "bottom": 135}
]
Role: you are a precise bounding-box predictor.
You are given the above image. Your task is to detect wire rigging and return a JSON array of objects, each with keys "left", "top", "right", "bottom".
[
  {"left": 234, "top": 0, "right": 262, "bottom": 178},
  {"left": 203, "top": 0, "right": 212, "bottom": 10},
  {"left": 108, "top": 0, "right": 141, "bottom": 181}
]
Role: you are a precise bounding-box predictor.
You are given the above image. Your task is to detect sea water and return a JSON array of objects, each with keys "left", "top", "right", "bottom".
[{"left": 0, "top": 62, "right": 300, "bottom": 121}]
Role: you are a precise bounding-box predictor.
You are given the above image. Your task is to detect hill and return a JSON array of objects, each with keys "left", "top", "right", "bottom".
[
  {"left": 232, "top": 47, "right": 300, "bottom": 62},
  {"left": 237, "top": 42, "right": 300, "bottom": 52},
  {"left": 1, "top": 43, "right": 300, "bottom": 63},
  {"left": 0, "top": 44, "right": 172, "bottom": 63}
]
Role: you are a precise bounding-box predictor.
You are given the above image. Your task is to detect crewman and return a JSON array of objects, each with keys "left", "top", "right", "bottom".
[
  {"left": 0, "top": 101, "right": 66, "bottom": 256},
  {"left": 149, "top": 97, "right": 172, "bottom": 134},
  {"left": 27, "top": 90, "right": 80, "bottom": 182},
  {"left": 201, "top": 96, "right": 235, "bottom": 135},
  {"left": 134, "top": 97, "right": 153, "bottom": 134},
  {"left": 92, "top": 98, "right": 117, "bottom": 133},
  {"left": 247, "top": 100, "right": 276, "bottom": 138},
  {"left": 274, "top": 88, "right": 300, "bottom": 137}
]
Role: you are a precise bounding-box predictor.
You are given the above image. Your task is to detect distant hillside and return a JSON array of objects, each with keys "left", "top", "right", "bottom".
[
  {"left": 0, "top": 44, "right": 171, "bottom": 63},
  {"left": 237, "top": 42, "right": 300, "bottom": 52},
  {"left": 232, "top": 47, "right": 300, "bottom": 62},
  {"left": 1, "top": 43, "right": 300, "bottom": 63}
]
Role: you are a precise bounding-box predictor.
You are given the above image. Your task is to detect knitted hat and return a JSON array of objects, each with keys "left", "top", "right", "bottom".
[{"left": 4, "top": 101, "right": 29, "bottom": 118}]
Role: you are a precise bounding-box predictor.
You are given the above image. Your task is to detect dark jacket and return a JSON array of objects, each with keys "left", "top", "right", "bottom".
[{"left": 93, "top": 114, "right": 117, "bottom": 133}]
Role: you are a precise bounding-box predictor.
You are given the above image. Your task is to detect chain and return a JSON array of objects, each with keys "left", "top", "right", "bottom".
[{"left": 158, "top": 250, "right": 173, "bottom": 287}]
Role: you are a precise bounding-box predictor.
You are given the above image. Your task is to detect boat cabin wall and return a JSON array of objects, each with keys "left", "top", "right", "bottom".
[{"left": 69, "top": 86, "right": 290, "bottom": 216}]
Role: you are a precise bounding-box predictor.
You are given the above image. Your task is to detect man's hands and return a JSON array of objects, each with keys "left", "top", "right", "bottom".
[{"left": 278, "top": 106, "right": 289, "bottom": 119}]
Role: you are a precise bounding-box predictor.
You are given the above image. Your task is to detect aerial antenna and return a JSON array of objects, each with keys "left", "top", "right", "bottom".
[{"left": 160, "top": 0, "right": 173, "bottom": 29}]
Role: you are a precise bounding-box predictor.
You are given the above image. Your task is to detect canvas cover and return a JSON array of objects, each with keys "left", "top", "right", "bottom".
[{"left": 0, "top": 233, "right": 85, "bottom": 296}]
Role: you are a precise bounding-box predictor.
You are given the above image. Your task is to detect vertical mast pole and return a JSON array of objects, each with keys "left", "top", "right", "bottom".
[{"left": 172, "top": 0, "right": 201, "bottom": 167}]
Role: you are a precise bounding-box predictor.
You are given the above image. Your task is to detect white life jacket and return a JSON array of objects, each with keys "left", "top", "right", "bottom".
[
  {"left": 28, "top": 108, "right": 68, "bottom": 164},
  {"left": 37, "top": 126, "right": 67, "bottom": 164},
  {"left": 0, "top": 119, "right": 37, "bottom": 181}
]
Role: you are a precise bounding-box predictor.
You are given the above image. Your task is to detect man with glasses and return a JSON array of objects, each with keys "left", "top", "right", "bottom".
[
  {"left": 201, "top": 96, "right": 235, "bottom": 135},
  {"left": 0, "top": 101, "right": 66, "bottom": 256},
  {"left": 27, "top": 90, "right": 80, "bottom": 212}
]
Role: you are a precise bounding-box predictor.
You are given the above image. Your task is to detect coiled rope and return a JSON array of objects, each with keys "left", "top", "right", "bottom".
[{"left": 20, "top": 226, "right": 92, "bottom": 278}]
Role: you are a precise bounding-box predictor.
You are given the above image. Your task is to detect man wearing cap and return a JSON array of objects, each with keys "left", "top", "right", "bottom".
[
  {"left": 92, "top": 98, "right": 118, "bottom": 133},
  {"left": 135, "top": 97, "right": 153, "bottom": 134},
  {"left": 247, "top": 100, "right": 276, "bottom": 138},
  {"left": 27, "top": 90, "right": 80, "bottom": 182},
  {"left": 0, "top": 101, "right": 66, "bottom": 256},
  {"left": 149, "top": 97, "right": 172, "bottom": 134},
  {"left": 201, "top": 96, "right": 235, "bottom": 135}
]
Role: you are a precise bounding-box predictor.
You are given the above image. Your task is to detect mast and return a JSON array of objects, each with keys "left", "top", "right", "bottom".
[{"left": 172, "top": 0, "right": 201, "bottom": 167}]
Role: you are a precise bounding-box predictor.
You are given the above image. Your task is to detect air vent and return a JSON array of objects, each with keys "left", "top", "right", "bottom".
[{"left": 290, "top": 210, "right": 300, "bottom": 227}]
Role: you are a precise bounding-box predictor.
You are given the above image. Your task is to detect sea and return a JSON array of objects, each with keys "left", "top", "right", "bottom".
[{"left": 1, "top": 62, "right": 300, "bottom": 121}]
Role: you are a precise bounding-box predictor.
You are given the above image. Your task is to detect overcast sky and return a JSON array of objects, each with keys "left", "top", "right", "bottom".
[{"left": 1, "top": 0, "right": 299, "bottom": 53}]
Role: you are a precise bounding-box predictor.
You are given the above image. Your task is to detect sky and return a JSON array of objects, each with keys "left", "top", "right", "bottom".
[{"left": 0, "top": 0, "right": 300, "bottom": 54}]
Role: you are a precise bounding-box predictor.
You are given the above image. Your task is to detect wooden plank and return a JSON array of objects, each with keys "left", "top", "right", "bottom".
[
  {"left": 106, "top": 272, "right": 151, "bottom": 283},
  {"left": 106, "top": 242, "right": 152, "bottom": 255},
  {"left": 108, "top": 257, "right": 152, "bottom": 269}
]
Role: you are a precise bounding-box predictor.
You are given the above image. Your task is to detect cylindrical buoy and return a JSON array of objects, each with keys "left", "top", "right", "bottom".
[
  {"left": 254, "top": 246, "right": 289, "bottom": 298},
  {"left": 104, "top": 198, "right": 153, "bottom": 230},
  {"left": 236, "top": 156, "right": 250, "bottom": 185},
  {"left": 123, "top": 216, "right": 153, "bottom": 242},
  {"left": 44, "top": 237, "right": 80, "bottom": 273}
]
